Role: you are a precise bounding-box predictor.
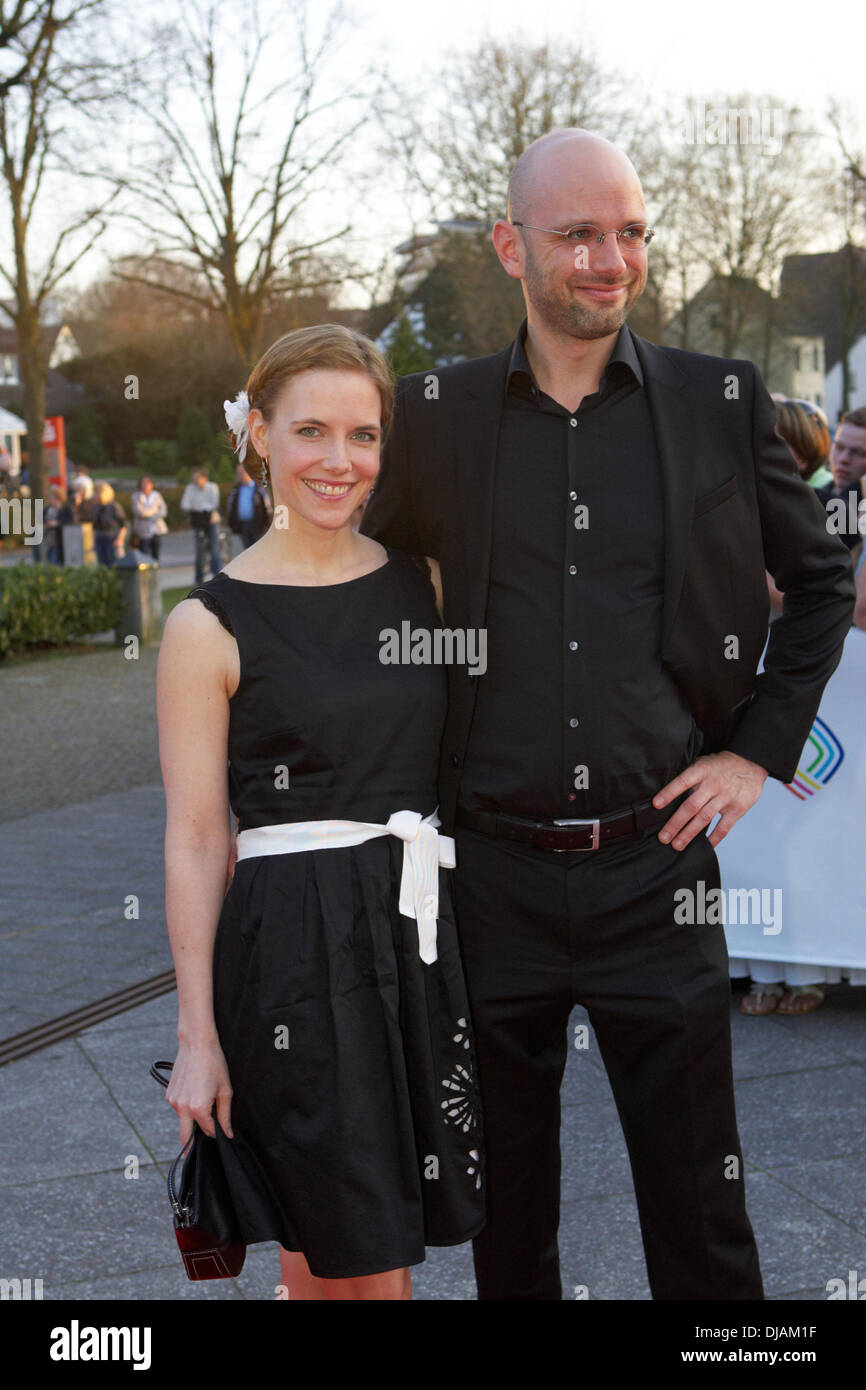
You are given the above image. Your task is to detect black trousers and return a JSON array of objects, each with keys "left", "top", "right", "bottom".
[{"left": 452, "top": 820, "right": 764, "bottom": 1301}]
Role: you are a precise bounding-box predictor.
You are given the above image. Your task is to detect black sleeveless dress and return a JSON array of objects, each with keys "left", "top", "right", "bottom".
[{"left": 188, "top": 547, "right": 485, "bottom": 1279}]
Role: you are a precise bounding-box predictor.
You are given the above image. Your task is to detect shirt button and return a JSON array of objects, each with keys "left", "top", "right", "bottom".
[
  {"left": 569, "top": 717, "right": 579, "bottom": 728},
  {"left": 570, "top": 418, "right": 578, "bottom": 427},
  {"left": 569, "top": 640, "right": 579, "bottom": 650},
  {"left": 567, "top": 792, "right": 577, "bottom": 802},
  {"left": 569, "top": 491, "right": 577, "bottom": 501},
  {"left": 568, "top": 565, "right": 577, "bottom": 575}
]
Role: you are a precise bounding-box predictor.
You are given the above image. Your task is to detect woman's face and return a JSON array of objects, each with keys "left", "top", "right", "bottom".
[{"left": 250, "top": 368, "right": 382, "bottom": 534}]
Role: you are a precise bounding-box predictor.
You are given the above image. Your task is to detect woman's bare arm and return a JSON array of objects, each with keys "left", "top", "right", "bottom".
[{"left": 156, "top": 596, "right": 240, "bottom": 1139}]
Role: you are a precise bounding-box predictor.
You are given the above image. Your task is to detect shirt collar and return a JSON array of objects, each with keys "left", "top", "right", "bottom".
[{"left": 507, "top": 319, "right": 644, "bottom": 390}]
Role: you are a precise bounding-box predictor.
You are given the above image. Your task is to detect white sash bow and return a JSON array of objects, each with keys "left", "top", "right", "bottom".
[{"left": 235, "top": 809, "right": 456, "bottom": 964}]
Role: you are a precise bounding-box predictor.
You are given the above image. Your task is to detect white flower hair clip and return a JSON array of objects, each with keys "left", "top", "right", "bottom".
[{"left": 224, "top": 390, "right": 251, "bottom": 463}]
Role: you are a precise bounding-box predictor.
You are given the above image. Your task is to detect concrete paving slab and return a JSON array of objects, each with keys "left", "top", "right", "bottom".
[
  {"left": 0, "top": 1040, "right": 153, "bottom": 1185},
  {"left": 734, "top": 1065, "right": 866, "bottom": 1167}
]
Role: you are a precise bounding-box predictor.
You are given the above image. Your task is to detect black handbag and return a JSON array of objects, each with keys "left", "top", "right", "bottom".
[{"left": 150, "top": 1060, "right": 246, "bottom": 1280}]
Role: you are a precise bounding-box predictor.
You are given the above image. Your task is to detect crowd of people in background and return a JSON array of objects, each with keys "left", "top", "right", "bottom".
[
  {"left": 734, "top": 400, "right": 866, "bottom": 1016},
  {"left": 30, "top": 461, "right": 269, "bottom": 575}
]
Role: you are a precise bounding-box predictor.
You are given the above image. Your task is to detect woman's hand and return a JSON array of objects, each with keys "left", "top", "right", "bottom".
[{"left": 165, "top": 1039, "right": 234, "bottom": 1144}]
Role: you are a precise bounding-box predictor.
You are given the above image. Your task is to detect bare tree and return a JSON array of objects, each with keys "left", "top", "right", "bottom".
[
  {"left": 380, "top": 35, "right": 637, "bottom": 229},
  {"left": 106, "top": 0, "right": 375, "bottom": 369},
  {"left": 649, "top": 96, "right": 822, "bottom": 362},
  {"left": 0, "top": 0, "right": 129, "bottom": 504},
  {"left": 826, "top": 104, "right": 866, "bottom": 412}
]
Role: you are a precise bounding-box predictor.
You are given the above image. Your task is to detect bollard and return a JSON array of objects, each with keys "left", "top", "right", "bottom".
[{"left": 116, "top": 557, "right": 162, "bottom": 646}]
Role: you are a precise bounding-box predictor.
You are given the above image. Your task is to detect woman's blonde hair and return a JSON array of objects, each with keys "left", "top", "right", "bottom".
[
  {"left": 229, "top": 324, "right": 395, "bottom": 485},
  {"left": 96, "top": 482, "right": 115, "bottom": 502}
]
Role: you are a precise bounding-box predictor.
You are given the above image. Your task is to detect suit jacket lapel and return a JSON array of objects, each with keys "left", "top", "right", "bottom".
[
  {"left": 448, "top": 347, "right": 511, "bottom": 634},
  {"left": 631, "top": 333, "right": 696, "bottom": 655}
]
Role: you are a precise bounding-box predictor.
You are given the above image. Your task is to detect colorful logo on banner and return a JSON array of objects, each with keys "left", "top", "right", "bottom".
[{"left": 785, "top": 717, "right": 845, "bottom": 800}]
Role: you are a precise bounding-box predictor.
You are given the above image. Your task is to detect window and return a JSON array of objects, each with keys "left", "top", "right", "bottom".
[
  {"left": 812, "top": 345, "right": 820, "bottom": 371},
  {"left": 793, "top": 346, "right": 801, "bottom": 370},
  {"left": 1, "top": 355, "right": 17, "bottom": 382}
]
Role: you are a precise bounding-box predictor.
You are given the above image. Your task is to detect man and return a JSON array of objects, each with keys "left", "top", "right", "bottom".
[
  {"left": 361, "top": 129, "right": 855, "bottom": 1300},
  {"left": 180, "top": 466, "right": 222, "bottom": 583},
  {"left": 815, "top": 407, "right": 866, "bottom": 556},
  {"left": 226, "top": 462, "right": 272, "bottom": 550}
]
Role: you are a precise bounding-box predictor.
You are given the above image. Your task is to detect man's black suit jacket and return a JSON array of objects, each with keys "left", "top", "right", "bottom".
[{"left": 360, "top": 333, "right": 856, "bottom": 834}]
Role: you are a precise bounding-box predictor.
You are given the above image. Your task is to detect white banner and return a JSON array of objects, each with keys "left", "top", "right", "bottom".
[{"left": 717, "top": 627, "right": 866, "bottom": 968}]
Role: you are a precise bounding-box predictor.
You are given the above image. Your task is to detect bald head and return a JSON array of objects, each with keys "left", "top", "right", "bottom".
[
  {"left": 494, "top": 127, "right": 650, "bottom": 342},
  {"left": 507, "top": 128, "right": 644, "bottom": 225}
]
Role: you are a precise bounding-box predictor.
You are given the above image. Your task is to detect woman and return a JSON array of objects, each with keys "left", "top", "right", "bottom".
[
  {"left": 44, "top": 485, "right": 74, "bottom": 564},
  {"left": 92, "top": 481, "right": 127, "bottom": 566},
  {"left": 156, "top": 324, "right": 485, "bottom": 1300},
  {"left": 765, "top": 400, "right": 834, "bottom": 618},
  {"left": 131, "top": 475, "right": 168, "bottom": 562},
  {"left": 776, "top": 399, "right": 833, "bottom": 488}
]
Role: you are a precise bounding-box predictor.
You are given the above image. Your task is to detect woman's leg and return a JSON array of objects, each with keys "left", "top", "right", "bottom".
[{"left": 279, "top": 1248, "right": 412, "bottom": 1301}]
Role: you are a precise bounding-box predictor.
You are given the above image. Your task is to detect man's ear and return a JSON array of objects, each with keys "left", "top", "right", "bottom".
[{"left": 492, "top": 219, "right": 525, "bottom": 281}]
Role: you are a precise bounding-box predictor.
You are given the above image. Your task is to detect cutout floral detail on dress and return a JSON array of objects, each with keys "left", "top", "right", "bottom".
[{"left": 440, "top": 1016, "right": 484, "bottom": 1189}]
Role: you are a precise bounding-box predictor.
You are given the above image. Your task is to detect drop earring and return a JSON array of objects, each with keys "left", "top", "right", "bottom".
[{"left": 261, "top": 456, "right": 269, "bottom": 489}]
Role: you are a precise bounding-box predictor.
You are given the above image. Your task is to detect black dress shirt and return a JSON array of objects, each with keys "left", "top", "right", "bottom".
[{"left": 459, "top": 321, "right": 700, "bottom": 820}]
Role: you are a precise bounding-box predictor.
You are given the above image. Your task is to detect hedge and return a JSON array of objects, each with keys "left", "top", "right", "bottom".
[{"left": 0, "top": 563, "right": 122, "bottom": 658}]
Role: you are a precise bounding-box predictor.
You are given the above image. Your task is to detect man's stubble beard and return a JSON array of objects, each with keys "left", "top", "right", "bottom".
[{"left": 523, "top": 248, "right": 645, "bottom": 341}]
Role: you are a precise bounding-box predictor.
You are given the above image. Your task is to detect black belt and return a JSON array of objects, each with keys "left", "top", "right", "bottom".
[{"left": 454, "top": 795, "right": 683, "bottom": 853}]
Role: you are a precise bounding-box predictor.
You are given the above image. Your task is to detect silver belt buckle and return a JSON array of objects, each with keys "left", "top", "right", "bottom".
[{"left": 552, "top": 817, "right": 600, "bottom": 851}]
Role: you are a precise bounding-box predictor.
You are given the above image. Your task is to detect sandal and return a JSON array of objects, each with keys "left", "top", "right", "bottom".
[
  {"left": 777, "top": 984, "right": 825, "bottom": 1015},
  {"left": 739, "top": 982, "right": 784, "bottom": 1015}
]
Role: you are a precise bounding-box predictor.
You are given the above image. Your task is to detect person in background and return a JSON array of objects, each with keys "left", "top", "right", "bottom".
[
  {"left": 766, "top": 400, "right": 835, "bottom": 615},
  {"left": 854, "top": 547, "right": 866, "bottom": 631},
  {"left": 778, "top": 399, "right": 833, "bottom": 487},
  {"left": 131, "top": 475, "right": 169, "bottom": 562},
  {"left": 92, "top": 481, "right": 127, "bottom": 567},
  {"left": 70, "top": 475, "right": 97, "bottom": 523},
  {"left": 226, "top": 461, "right": 272, "bottom": 550},
  {"left": 70, "top": 462, "right": 93, "bottom": 495},
  {"left": 742, "top": 405, "right": 865, "bottom": 1014},
  {"left": 181, "top": 466, "right": 222, "bottom": 583},
  {"left": 0, "top": 443, "right": 12, "bottom": 488},
  {"left": 815, "top": 407, "right": 866, "bottom": 557},
  {"left": 44, "top": 485, "right": 74, "bottom": 565}
]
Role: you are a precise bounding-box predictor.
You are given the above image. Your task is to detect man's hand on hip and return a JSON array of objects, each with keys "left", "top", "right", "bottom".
[{"left": 652, "top": 751, "right": 769, "bottom": 851}]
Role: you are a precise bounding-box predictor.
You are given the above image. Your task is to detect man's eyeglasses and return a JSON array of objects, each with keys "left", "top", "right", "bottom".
[{"left": 510, "top": 221, "right": 655, "bottom": 248}]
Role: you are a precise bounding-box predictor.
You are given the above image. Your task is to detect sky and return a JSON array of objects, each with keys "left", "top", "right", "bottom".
[
  {"left": 17, "top": 0, "right": 866, "bottom": 311},
  {"left": 360, "top": 0, "right": 862, "bottom": 107}
]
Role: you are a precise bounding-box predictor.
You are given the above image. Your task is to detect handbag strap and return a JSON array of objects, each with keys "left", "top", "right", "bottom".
[
  {"left": 150, "top": 1059, "right": 174, "bottom": 1088},
  {"left": 151, "top": 1058, "right": 196, "bottom": 1223}
]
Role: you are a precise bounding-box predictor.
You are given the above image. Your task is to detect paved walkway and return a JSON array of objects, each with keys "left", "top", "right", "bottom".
[{"left": 1, "top": 549, "right": 865, "bottom": 1300}]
